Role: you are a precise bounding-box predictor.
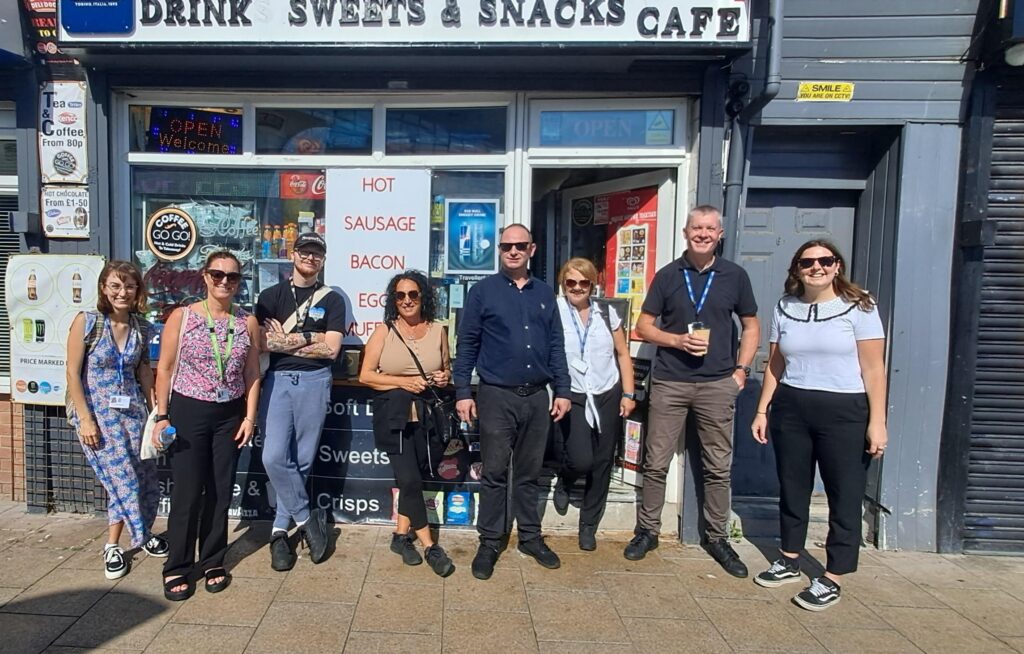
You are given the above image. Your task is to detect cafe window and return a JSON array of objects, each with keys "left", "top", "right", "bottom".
[
  {"left": 255, "top": 108, "right": 373, "bottom": 155},
  {"left": 132, "top": 167, "right": 325, "bottom": 320},
  {"left": 386, "top": 107, "right": 507, "bottom": 155},
  {"left": 129, "top": 106, "right": 244, "bottom": 154}
]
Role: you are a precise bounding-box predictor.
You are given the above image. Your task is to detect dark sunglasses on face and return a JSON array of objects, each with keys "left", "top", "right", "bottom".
[
  {"left": 499, "top": 242, "right": 530, "bottom": 253},
  {"left": 563, "top": 279, "right": 592, "bottom": 290},
  {"left": 207, "top": 269, "right": 242, "bottom": 285},
  {"left": 393, "top": 290, "right": 421, "bottom": 302},
  {"left": 798, "top": 256, "right": 839, "bottom": 270}
]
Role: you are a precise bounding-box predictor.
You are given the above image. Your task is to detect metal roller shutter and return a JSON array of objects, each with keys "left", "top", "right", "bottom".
[{"left": 963, "top": 68, "right": 1024, "bottom": 553}]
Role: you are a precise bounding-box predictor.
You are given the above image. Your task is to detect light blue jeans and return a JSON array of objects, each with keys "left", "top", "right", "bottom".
[{"left": 259, "top": 367, "right": 332, "bottom": 531}]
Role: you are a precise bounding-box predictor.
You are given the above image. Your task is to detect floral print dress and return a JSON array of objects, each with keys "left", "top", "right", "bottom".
[{"left": 71, "top": 312, "right": 159, "bottom": 548}]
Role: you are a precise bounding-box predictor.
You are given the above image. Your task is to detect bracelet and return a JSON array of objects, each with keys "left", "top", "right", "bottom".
[
  {"left": 755, "top": 411, "right": 767, "bottom": 415},
  {"left": 242, "top": 417, "right": 255, "bottom": 425}
]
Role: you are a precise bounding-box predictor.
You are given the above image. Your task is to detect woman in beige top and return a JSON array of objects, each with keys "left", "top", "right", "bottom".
[{"left": 360, "top": 270, "right": 455, "bottom": 577}]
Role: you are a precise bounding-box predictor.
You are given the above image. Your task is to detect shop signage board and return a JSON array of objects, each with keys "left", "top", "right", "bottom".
[
  {"left": 796, "top": 81, "right": 855, "bottom": 102},
  {"left": 444, "top": 199, "right": 499, "bottom": 275},
  {"left": 38, "top": 81, "right": 88, "bottom": 184},
  {"left": 58, "top": 0, "right": 750, "bottom": 45},
  {"left": 324, "top": 168, "right": 431, "bottom": 345},
  {"left": 4, "top": 254, "right": 105, "bottom": 405},
  {"left": 41, "top": 185, "right": 90, "bottom": 239}
]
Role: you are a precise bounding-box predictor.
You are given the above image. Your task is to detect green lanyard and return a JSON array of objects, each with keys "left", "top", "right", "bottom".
[{"left": 203, "top": 300, "right": 236, "bottom": 382}]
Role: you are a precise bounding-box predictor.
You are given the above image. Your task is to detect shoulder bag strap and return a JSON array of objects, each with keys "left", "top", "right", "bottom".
[{"left": 387, "top": 321, "right": 446, "bottom": 405}]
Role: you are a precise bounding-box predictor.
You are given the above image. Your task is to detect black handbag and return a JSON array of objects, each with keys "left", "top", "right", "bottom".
[{"left": 387, "top": 322, "right": 459, "bottom": 446}]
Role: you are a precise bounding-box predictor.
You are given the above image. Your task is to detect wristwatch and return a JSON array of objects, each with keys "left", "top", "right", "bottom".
[
  {"left": 622, "top": 392, "right": 637, "bottom": 400},
  {"left": 736, "top": 365, "right": 751, "bottom": 378},
  {"left": 154, "top": 414, "right": 170, "bottom": 422},
  {"left": 302, "top": 331, "right": 313, "bottom": 345}
]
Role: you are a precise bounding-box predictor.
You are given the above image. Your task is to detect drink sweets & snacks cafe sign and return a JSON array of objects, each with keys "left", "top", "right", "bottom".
[{"left": 58, "top": 0, "right": 750, "bottom": 45}]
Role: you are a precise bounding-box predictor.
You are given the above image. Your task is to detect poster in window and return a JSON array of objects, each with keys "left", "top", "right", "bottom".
[
  {"left": 41, "top": 185, "right": 90, "bottom": 239},
  {"left": 4, "top": 254, "right": 105, "bottom": 405},
  {"left": 39, "top": 81, "right": 88, "bottom": 184},
  {"left": 444, "top": 199, "right": 499, "bottom": 274},
  {"left": 602, "top": 187, "right": 658, "bottom": 339}
]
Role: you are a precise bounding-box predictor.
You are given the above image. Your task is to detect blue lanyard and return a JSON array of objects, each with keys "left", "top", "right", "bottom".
[
  {"left": 105, "top": 317, "right": 135, "bottom": 391},
  {"left": 683, "top": 269, "right": 715, "bottom": 317},
  {"left": 568, "top": 304, "right": 592, "bottom": 357}
]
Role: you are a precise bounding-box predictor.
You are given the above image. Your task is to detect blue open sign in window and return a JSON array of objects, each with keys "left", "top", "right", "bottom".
[
  {"left": 60, "top": 0, "right": 134, "bottom": 35},
  {"left": 539, "top": 110, "right": 675, "bottom": 148}
]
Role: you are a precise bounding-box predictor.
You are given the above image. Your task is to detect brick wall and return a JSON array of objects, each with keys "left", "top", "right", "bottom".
[{"left": 0, "top": 397, "right": 25, "bottom": 501}]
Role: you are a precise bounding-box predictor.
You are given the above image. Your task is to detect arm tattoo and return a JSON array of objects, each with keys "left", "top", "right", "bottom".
[
  {"left": 265, "top": 332, "right": 306, "bottom": 353},
  {"left": 292, "top": 341, "right": 335, "bottom": 359}
]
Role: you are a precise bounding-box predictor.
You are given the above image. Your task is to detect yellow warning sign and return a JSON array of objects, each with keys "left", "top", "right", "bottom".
[{"left": 796, "top": 81, "right": 855, "bottom": 102}]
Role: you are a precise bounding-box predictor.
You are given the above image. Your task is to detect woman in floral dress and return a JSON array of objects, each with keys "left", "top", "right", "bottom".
[{"left": 66, "top": 260, "right": 168, "bottom": 580}]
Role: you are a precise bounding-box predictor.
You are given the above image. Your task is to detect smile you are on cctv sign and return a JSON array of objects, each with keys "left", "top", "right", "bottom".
[{"left": 58, "top": 0, "right": 751, "bottom": 45}]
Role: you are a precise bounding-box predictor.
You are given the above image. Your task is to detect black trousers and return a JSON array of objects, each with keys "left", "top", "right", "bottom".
[
  {"left": 770, "top": 384, "right": 870, "bottom": 575},
  {"left": 476, "top": 383, "right": 551, "bottom": 545},
  {"left": 164, "top": 393, "right": 243, "bottom": 579},
  {"left": 557, "top": 384, "right": 622, "bottom": 528},
  {"left": 388, "top": 421, "right": 439, "bottom": 532}
]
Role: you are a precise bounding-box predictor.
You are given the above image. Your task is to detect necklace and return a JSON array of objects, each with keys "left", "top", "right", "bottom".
[{"left": 398, "top": 319, "right": 428, "bottom": 341}]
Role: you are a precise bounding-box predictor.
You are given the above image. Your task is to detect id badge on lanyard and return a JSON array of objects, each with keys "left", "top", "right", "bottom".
[
  {"left": 108, "top": 317, "right": 133, "bottom": 409},
  {"left": 109, "top": 395, "right": 131, "bottom": 409},
  {"left": 204, "top": 301, "right": 237, "bottom": 403}
]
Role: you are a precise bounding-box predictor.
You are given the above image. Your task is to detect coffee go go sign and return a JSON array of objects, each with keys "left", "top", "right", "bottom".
[{"left": 145, "top": 207, "right": 197, "bottom": 262}]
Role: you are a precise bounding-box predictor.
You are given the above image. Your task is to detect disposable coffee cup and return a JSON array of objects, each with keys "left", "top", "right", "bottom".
[{"left": 688, "top": 322, "right": 711, "bottom": 356}]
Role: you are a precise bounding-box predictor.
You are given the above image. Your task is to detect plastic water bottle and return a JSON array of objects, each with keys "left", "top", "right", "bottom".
[{"left": 157, "top": 426, "right": 177, "bottom": 451}]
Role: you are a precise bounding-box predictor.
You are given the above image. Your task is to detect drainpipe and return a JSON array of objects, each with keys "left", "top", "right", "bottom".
[{"left": 722, "top": 0, "right": 783, "bottom": 258}]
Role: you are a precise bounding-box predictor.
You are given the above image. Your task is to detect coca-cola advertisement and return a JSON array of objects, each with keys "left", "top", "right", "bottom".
[{"left": 279, "top": 171, "right": 326, "bottom": 199}]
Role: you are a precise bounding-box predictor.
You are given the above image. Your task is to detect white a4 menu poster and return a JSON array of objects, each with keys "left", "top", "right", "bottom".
[
  {"left": 324, "top": 169, "right": 431, "bottom": 345},
  {"left": 5, "top": 254, "right": 105, "bottom": 405}
]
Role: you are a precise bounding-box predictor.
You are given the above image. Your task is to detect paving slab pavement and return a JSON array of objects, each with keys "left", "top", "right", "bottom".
[{"left": 0, "top": 501, "right": 1022, "bottom": 654}]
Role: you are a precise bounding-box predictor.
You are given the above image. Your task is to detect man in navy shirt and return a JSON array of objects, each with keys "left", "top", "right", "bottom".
[
  {"left": 454, "top": 223, "right": 572, "bottom": 581},
  {"left": 625, "top": 205, "right": 760, "bottom": 579}
]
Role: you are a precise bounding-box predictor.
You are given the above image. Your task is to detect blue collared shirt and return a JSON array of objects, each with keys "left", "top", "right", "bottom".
[{"left": 453, "top": 272, "right": 571, "bottom": 401}]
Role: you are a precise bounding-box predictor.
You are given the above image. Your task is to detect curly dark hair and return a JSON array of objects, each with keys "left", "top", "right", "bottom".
[
  {"left": 382, "top": 270, "right": 438, "bottom": 323},
  {"left": 784, "top": 239, "right": 875, "bottom": 311}
]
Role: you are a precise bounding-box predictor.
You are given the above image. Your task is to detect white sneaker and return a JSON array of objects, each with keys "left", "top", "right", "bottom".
[{"left": 104, "top": 545, "right": 129, "bottom": 580}]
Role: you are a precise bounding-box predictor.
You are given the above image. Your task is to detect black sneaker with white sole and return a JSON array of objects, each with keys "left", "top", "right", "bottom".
[
  {"left": 104, "top": 545, "right": 129, "bottom": 580},
  {"left": 143, "top": 535, "right": 169, "bottom": 558},
  {"left": 794, "top": 577, "right": 841, "bottom": 611},
  {"left": 754, "top": 558, "right": 802, "bottom": 588}
]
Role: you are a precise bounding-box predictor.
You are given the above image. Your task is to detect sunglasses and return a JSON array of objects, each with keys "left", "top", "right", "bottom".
[
  {"left": 393, "top": 290, "right": 421, "bottom": 302},
  {"left": 563, "top": 279, "right": 592, "bottom": 290},
  {"left": 797, "top": 256, "right": 839, "bottom": 270},
  {"left": 207, "top": 269, "right": 242, "bottom": 285},
  {"left": 499, "top": 242, "right": 530, "bottom": 253}
]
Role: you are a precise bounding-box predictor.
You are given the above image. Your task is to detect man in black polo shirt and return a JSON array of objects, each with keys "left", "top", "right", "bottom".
[
  {"left": 454, "top": 223, "right": 572, "bottom": 581},
  {"left": 625, "top": 205, "right": 760, "bottom": 578},
  {"left": 256, "top": 232, "right": 345, "bottom": 571}
]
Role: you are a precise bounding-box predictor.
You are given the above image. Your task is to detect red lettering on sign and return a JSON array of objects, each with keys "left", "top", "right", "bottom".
[
  {"left": 343, "top": 215, "right": 417, "bottom": 231},
  {"left": 350, "top": 254, "right": 406, "bottom": 270}
]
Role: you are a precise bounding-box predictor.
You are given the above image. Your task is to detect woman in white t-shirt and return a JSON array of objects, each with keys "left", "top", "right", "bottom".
[
  {"left": 553, "top": 258, "right": 636, "bottom": 552},
  {"left": 750, "top": 240, "right": 888, "bottom": 612}
]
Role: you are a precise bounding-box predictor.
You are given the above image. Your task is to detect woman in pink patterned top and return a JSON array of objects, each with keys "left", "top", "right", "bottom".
[{"left": 152, "top": 251, "right": 261, "bottom": 602}]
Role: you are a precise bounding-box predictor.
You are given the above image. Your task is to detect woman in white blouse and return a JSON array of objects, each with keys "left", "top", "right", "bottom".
[
  {"left": 750, "top": 240, "right": 887, "bottom": 612},
  {"left": 554, "top": 258, "right": 636, "bottom": 551}
]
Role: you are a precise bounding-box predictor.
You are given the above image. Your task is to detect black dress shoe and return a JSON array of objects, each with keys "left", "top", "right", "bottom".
[
  {"left": 301, "top": 508, "right": 330, "bottom": 564},
  {"left": 553, "top": 479, "right": 570, "bottom": 515},
  {"left": 578, "top": 524, "right": 597, "bottom": 551},
  {"left": 472, "top": 543, "right": 500, "bottom": 580},
  {"left": 270, "top": 532, "right": 296, "bottom": 572},
  {"left": 623, "top": 530, "right": 658, "bottom": 561},
  {"left": 705, "top": 538, "right": 748, "bottom": 578},
  {"left": 517, "top": 536, "right": 561, "bottom": 569}
]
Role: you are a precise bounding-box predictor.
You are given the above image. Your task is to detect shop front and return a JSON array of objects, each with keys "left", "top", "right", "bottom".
[{"left": 22, "top": 0, "right": 755, "bottom": 531}]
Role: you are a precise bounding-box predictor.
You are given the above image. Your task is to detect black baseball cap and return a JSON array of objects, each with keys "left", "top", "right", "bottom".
[{"left": 294, "top": 232, "right": 327, "bottom": 253}]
